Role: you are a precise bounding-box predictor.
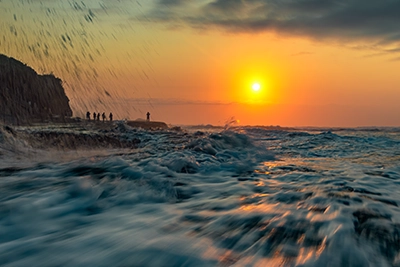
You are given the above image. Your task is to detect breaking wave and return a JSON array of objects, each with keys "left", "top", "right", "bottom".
[{"left": 1, "top": 123, "right": 400, "bottom": 266}]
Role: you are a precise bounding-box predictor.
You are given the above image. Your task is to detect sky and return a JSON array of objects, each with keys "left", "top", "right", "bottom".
[{"left": 1, "top": 0, "right": 400, "bottom": 126}]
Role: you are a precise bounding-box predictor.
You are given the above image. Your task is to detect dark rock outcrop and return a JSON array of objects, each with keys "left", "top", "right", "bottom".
[{"left": 0, "top": 54, "right": 72, "bottom": 124}]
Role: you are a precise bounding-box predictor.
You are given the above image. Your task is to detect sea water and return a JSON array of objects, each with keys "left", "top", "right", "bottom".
[{"left": 1, "top": 123, "right": 400, "bottom": 266}]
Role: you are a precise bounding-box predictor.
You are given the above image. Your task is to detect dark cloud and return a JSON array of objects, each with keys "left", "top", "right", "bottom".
[
  {"left": 146, "top": 0, "right": 400, "bottom": 52},
  {"left": 205, "top": 0, "right": 245, "bottom": 13},
  {"left": 158, "top": 0, "right": 185, "bottom": 7}
]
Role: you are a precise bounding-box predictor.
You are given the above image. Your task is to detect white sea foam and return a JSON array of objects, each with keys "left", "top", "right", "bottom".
[{"left": 1, "top": 123, "right": 400, "bottom": 266}]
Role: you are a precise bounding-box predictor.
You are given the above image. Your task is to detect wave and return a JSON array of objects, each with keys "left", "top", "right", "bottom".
[{"left": 2, "top": 123, "right": 400, "bottom": 266}]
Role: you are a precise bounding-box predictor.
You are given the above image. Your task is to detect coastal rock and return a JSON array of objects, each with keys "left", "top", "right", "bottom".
[
  {"left": 126, "top": 121, "right": 168, "bottom": 130},
  {"left": 0, "top": 54, "right": 72, "bottom": 124}
]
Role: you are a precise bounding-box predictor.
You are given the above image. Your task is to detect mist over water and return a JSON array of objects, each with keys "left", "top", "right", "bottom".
[{"left": 1, "top": 124, "right": 400, "bottom": 266}]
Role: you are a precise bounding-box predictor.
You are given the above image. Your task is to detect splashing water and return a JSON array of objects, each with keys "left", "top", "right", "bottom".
[
  {"left": 0, "top": 0, "right": 160, "bottom": 119},
  {"left": 1, "top": 123, "right": 400, "bottom": 266}
]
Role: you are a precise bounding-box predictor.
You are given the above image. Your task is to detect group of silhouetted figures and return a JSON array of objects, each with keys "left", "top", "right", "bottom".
[
  {"left": 85, "top": 111, "right": 151, "bottom": 122},
  {"left": 86, "top": 111, "right": 113, "bottom": 122}
]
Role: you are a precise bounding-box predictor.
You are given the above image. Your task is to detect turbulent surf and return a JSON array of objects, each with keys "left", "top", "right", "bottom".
[{"left": 1, "top": 122, "right": 400, "bottom": 266}]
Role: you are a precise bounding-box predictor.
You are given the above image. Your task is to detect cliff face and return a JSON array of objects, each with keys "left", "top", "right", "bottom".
[{"left": 0, "top": 54, "right": 72, "bottom": 124}]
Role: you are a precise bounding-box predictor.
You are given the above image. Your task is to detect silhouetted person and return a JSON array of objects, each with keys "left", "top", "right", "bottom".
[
  {"left": 109, "top": 112, "right": 113, "bottom": 121},
  {"left": 146, "top": 112, "right": 150, "bottom": 121},
  {"left": 86, "top": 111, "right": 91, "bottom": 120},
  {"left": 102, "top": 112, "right": 106, "bottom": 121},
  {"left": 97, "top": 113, "right": 100, "bottom": 121},
  {"left": 93, "top": 112, "right": 96, "bottom": 120}
]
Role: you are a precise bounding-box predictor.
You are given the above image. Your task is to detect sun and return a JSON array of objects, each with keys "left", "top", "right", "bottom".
[{"left": 252, "top": 83, "right": 261, "bottom": 92}]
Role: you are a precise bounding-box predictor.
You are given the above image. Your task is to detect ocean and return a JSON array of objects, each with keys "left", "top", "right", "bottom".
[{"left": 1, "top": 122, "right": 400, "bottom": 266}]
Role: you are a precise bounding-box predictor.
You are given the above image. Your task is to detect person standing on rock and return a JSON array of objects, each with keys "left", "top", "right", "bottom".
[
  {"left": 102, "top": 112, "right": 106, "bottom": 122},
  {"left": 146, "top": 112, "right": 150, "bottom": 121},
  {"left": 97, "top": 113, "right": 100, "bottom": 121},
  {"left": 86, "top": 111, "right": 91, "bottom": 120},
  {"left": 109, "top": 112, "right": 113, "bottom": 121},
  {"left": 93, "top": 112, "right": 96, "bottom": 120}
]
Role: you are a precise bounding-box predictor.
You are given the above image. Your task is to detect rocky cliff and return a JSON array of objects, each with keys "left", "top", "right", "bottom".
[{"left": 0, "top": 54, "right": 72, "bottom": 124}]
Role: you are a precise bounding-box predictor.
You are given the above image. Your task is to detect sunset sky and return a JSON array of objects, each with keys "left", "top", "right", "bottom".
[{"left": 1, "top": 0, "right": 400, "bottom": 126}]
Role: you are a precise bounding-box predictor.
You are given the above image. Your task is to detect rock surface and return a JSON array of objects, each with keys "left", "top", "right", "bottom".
[
  {"left": 0, "top": 54, "right": 72, "bottom": 124},
  {"left": 0, "top": 121, "right": 140, "bottom": 151},
  {"left": 126, "top": 121, "right": 168, "bottom": 129}
]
